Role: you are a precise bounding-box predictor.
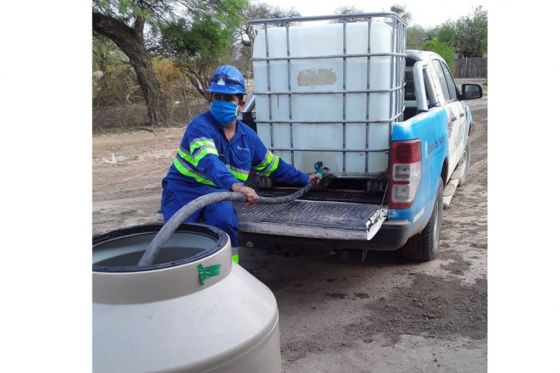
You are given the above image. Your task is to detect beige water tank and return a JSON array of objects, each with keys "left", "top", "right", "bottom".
[{"left": 93, "top": 224, "right": 281, "bottom": 373}]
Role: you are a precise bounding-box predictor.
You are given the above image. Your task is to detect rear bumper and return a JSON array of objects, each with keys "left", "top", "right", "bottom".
[
  {"left": 238, "top": 220, "right": 412, "bottom": 252},
  {"left": 368, "top": 220, "right": 411, "bottom": 251}
]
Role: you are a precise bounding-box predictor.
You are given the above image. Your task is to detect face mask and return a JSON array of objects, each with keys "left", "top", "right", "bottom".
[{"left": 210, "top": 101, "right": 238, "bottom": 127}]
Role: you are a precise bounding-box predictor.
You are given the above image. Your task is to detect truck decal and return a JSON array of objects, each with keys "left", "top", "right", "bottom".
[{"left": 427, "top": 134, "right": 446, "bottom": 156}]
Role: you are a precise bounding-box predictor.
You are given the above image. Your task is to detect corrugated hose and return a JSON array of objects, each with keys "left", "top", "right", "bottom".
[{"left": 137, "top": 182, "right": 316, "bottom": 266}]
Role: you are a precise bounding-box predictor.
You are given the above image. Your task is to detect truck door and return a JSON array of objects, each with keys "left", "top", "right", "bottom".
[{"left": 430, "top": 59, "right": 467, "bottom": 178}]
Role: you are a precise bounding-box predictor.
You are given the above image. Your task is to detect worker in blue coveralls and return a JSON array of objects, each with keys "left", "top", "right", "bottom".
[{"left": 161, "top": 65, "right": 320, "bottom": 264}]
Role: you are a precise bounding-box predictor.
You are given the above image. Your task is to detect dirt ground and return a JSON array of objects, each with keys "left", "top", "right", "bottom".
[{"left": 93, "top": 90, "right": 487, "bottom": 372}]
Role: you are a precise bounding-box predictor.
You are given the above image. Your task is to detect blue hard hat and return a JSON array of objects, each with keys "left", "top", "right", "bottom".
[{"left": 207, "top": 65, "right": 246, "bottom": 95}]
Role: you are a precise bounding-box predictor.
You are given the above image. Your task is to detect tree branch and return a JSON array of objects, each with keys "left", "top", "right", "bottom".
[
  {"left": 185, "top": 71, "right": 210, "bottom": 103},
  {"left": 93, "top": 11, "right": 139, "bottom": 52}
]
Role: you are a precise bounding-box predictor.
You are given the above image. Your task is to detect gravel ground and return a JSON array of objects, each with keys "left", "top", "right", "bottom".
[{"left": 93, "top": 90, "right": 488, "bottom": 373}]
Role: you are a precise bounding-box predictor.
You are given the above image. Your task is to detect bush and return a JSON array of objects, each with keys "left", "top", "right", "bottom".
[
  {"left": 93, "top": 65, "right": 142, "bottom": 107},
  {"left": 152, "top": 57, "right": 187, "bottom": 102},
  {"left": 423, "top": 37, "right": 456, "bottom": 71},
  {"left": 93, "top": 36, "right": 206, "bottom": 132}
]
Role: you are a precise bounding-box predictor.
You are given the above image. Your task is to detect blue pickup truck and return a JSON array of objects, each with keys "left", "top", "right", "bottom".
[{"left": 236, "top": 13, "right": 483, "bottom": 261}]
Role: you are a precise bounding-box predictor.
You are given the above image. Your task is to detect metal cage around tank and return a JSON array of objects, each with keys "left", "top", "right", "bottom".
[{"left": 249, "top": 13, "right": 407, "bottom": 177}]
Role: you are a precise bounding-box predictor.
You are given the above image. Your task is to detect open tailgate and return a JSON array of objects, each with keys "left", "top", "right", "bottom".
[{"left": 234, "top": 200, "right": 387, "bottom": 241}]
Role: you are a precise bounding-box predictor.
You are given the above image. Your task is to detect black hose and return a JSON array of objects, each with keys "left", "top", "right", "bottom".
[{"left": 137, "top": 182, "right": 315, "bottom": 266}]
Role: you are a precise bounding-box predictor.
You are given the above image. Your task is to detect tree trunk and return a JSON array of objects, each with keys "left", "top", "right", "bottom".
[{"left": 93, "top": 12, "right": 169, "bottom": 127}]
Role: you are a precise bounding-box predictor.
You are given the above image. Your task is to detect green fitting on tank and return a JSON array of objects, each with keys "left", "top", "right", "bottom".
[{"left": 197, "top": 264, "right": 221, "bottom": 285}]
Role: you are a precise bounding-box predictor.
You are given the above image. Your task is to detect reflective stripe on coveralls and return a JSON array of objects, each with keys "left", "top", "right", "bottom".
[
  {"left": 189, "top": 137, "right": 218, "bottom": 163},
  {"left": 173, "top": 149, "right": 223, "bottom": 184},
  {"left": 174, "top": 143, "right": 251, "bottom": 185},
  {"left": 226, "top": 165, "right": 249, "bottom": 182},
  {"left": 189, "top": 137, "right": 216, "bottom": 152},
  {"left": 173, "top": 156, "right": 216, "bottom": 186},
  {"left": 253, "top": 150, "right": 280, "bottom": 176}
]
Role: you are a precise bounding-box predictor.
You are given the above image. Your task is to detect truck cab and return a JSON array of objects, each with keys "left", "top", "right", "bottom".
[{"left": 236, "top": 14, "right": 482, "bottom": 261}]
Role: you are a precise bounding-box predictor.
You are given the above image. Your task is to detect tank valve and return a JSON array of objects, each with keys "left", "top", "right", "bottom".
[{"left": 313, "top": 161, "right": 330, "bottom": 179}]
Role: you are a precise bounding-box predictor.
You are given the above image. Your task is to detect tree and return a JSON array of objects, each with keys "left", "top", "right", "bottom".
[
  {"left": 93, "top": 35, "right": 142, "bottom": 107},
  {"left": 157, "top": 15, "right": 240, "bottom": 102},
  {"left": 93, "top": 34, "right": 125, "bottom": 73},
  {"left": 92, "top": 0, "right": 246, "bottom": 126},
  {"left": 239, "top": 2, "right": 300, "bottom": 48},
  {"left": 234, "top": 2, "right": 300, "bottom": 76},
  {"left": 454, "top": 6, "right": 487, "bottom": 57},
  {"left": 406, "top": 25, "right": 427, "bottom": 50},
  {"left": 332, "top": 6, "right": 366, "bottom": 23},
  {"left": 424, "top": 37, "right": 455, "bottom": 71},
  {"left": 390, "top": 4, "right": 412, "bottom": 23},
  {"left": 433, "top": 21, "right": 456, "bottom": 46}
]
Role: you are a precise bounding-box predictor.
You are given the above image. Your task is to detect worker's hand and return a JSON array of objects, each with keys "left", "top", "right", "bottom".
[
  {"left": 308, "top": 173, "right": 322, "bottom": 185},
  {"left": 231, "top": 183, "right": 259, "bottom": 205}
]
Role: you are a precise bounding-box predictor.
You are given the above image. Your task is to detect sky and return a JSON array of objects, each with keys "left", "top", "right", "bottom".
[{"left": 255, "top": 0, "right": 488, "bottom": 28}]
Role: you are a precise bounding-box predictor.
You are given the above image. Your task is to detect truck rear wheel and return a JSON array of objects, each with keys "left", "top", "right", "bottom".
[{"left": 399, "top": 178, "right": 443, "bottom": 262}]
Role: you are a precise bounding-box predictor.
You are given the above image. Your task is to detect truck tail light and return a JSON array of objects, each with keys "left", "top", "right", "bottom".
[{"left": 389, "top": 140, "right": 422, "bottom": 209}]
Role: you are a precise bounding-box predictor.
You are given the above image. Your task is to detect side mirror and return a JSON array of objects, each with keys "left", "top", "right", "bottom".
[{"left": 460, "top": 83, "right": 483, "bottom": 100}]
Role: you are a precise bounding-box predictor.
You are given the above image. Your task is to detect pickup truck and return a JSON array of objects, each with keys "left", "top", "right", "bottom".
[{"left": 235, "top": 13, "right": 483, "bottom": 261}]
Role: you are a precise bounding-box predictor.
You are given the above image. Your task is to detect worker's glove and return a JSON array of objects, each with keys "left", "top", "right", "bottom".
[
  {"left": 310, "top": 161, "right": 330, "bottom": 185},
  {"left": 231, "top": 183, "right": 259, "bottom": 205},
  {"left": 308, "top": 173, "right": 322, "bottom": 184}
]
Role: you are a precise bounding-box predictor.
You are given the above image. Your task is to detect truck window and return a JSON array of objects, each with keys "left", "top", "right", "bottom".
[
  {"left": 423, "top": 68, "right": 438, "bottom": 108},
  {"left": 431, "top": 60, "right": 450, "bottom": 101},
  {"left": 404, "top": 70, "right": 415, "bottom": 101},
  {"left": 424, "top": 82, "right": 432, "bottom": 107},
  {"left": 438, "top": 60, "right": 458, "bottom": 101}
]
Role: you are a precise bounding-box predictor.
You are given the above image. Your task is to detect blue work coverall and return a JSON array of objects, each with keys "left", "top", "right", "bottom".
[{"left": 161, "top": 111, "right": 309, "bottom": 251}]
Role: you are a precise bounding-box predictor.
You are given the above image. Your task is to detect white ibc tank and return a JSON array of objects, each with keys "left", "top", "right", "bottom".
[
  {"left": 93, "top": 224, "right": 281, "bottom": 373},
  {"left": 253, "top": 19, "right": 405, "bottom": 175}
]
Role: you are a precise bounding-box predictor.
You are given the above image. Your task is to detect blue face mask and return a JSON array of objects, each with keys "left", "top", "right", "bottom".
[{"left": 210, "top": 101, "right": 238, "bottom": 127}]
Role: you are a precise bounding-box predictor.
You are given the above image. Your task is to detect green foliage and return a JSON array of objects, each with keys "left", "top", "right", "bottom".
[
  {"left": 403, "top": 6, "right": 486, "bottom": 59},
  {"left": 94, "top": 0, "right": 193, "bottom": 26},
  {"left": 156, "top": 0, "right": 247, "bottom": 100},
  {"left": 159, "top": 17, "right": 232, "bottom": 60},
  {"left": 95, "top": 0, "right": 140, "bottom": 24},
  {"left": 433, "top": 21, "right": 456, "bottom": 46},
  {"left": 93, "top": 0, "right": 247, "bottom": 60},
  {"left": 215, "top": 0, "right": 248, "bottom": 29},
  {"left": 423, "top": 37, "right": 456, "bottom": 71},
  {"left": 454, "top": 6, "right": 487, "bottom": 56},
  {"left": 94, "top": 0, "right": 248, "bottom": 105},
  {"left": 406, "top": 25, "right": 426, "bottom": 50}
]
